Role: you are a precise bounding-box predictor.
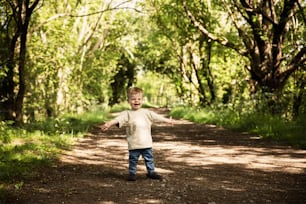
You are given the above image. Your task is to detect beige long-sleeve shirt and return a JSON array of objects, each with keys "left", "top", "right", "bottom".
[{"left": 113, "top": 108, "right": 169, "bottom": 150}]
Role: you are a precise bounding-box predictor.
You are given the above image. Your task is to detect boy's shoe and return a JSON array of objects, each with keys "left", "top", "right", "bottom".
[
  {"left": 127, "top": 173, "right": 136, "bottom": 181},
  {"left": 146, "top": 172, "right": 163, "bottom": 180}
]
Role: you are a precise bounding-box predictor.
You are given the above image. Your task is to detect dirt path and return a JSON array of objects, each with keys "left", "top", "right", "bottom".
[{"left": 6, "top": 110, "right": 306, "bottom": 204}]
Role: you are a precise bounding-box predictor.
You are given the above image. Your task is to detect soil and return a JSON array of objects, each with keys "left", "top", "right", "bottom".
[{"left": 4, "top": 109, "right": 306, "bottom": 204}]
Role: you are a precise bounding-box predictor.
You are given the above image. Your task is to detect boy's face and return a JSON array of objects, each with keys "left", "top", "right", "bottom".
[{"left": 128, "top": 93, "right": 143, "bottom": 110}]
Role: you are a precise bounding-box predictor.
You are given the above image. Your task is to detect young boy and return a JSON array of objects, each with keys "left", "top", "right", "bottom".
[{"left": 101, "top": 87, "right": 172, "bottom": 181}]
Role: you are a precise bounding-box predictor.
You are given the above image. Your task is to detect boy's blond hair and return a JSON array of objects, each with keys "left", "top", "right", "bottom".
[{"left": 127, "top": 87, "right": 143, "bottom": 98}]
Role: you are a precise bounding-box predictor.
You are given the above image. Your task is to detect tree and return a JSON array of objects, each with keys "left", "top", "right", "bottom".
[
  {"left": 0, "top": 0, "right": 41, "bottom": 124},
  {"left": 183, "top": 0, "right": 305, "bottom": 113},
  {"left": 20, "top": 0, "right": 141, "bottom": 119},
  {"left": 110, "top": 53, "right": 136, "bottom": 106},
  {"left": 139, "top": 0, "right": 219, "bottom": 106}
]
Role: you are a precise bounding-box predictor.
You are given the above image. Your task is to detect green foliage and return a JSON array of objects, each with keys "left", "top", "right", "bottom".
[
  {"left": 136, "top": 71, "right": 178, "bottom": 107},
  {"left": 170, "top": 106, "right": 306, "bottom": 148},
  {"left": 0, "top": 0, "right": 304, "bottom": 122},
  {"left": 110, "top": 102, "right": 130, "bottom": 113},
  {"left": 25, "top": 111, "right": 106, "bottom": 136},
  {"left": 0, "top": 111, "right": 107, "bottom": 184},
  {"left": 24, "top": 0, "right": 143, "bottom": 118},
  {"left": 170, "top": 106, "right": 214, "bottom": 123},
  {"left": 0, "top": 121, "right": 15, "bottom": 143},
  {"left": 1, "top": 0, "right": 305, "bottom": 150}
]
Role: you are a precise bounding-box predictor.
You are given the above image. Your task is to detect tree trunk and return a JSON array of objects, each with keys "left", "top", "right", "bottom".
[
  {"left": 202, "top": 40, "right": 215, "bottom": 104},
  {"left": 189, "top": 49, "right": 207, "bottom": 106},
  {"left": 292, "top": 75, "right": 306, "bottom": 118},
  {"left": 110, "top": 54, "right": 136, "bottom": 106},
  {"left": 0, "top": 0, "right": 40, "bottom": 124},
  {"left": 15, "top": 20, "right": 29, "bottom": 124},
  {"left": 1, "top": 34, "right": 17, "bottom": 121}
]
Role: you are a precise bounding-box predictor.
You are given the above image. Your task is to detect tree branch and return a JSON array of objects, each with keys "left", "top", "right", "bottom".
[
  {"left": 69, "top": 7, "right": 142, "bottom": 18},
  {"left": 31, "top": 6, "right": 141, "bottom": 32},
  {"left": 296, "top": 0, "right": 306, "bottom": 25},
  {"left": 279, "top": 46, "right": 306, "bottom": 82},
  {"left": 222, "top": 0, "right": 253, "bottom": 55},
  {"left": 182, "top": 0, "right": 247, "bottom": 56},
  {"left": 29, "top": 0, "right": 40, "bottom": 12},
  {"left": 239, "top": 0, "right": 266, "bottom": 53}
]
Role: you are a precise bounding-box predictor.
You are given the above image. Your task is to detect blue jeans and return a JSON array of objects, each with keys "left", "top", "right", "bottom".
[{"left": 128, "top": 148, "right": 155, "bottom": 175}]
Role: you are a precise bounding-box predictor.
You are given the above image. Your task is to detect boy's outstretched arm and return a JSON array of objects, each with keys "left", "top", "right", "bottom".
[{"left": 100, "top": 120, "right": 118, "bottom": 131}]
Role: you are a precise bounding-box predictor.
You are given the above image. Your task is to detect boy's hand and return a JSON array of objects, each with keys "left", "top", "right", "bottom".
[
  {"left": 168, "top": 117, "right": 174, "bottom": 126},
  {"left": 100, "top": 120, "right": 119, "bottom": 131},
  {"left": 100, "top": 122, "right": 111, "bottom": 131}
]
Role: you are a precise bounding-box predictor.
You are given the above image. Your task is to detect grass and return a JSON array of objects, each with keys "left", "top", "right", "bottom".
[
  {"left": 170, "top": 106, "right": 306, "bottom": 149},
  {"left": 0, "top": 111, "right": 108, "bottom": 201}
]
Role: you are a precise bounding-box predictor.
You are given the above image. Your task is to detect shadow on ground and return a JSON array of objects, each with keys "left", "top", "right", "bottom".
[{"left": 3, "top": 118, "right": 306, "bottom": 204}]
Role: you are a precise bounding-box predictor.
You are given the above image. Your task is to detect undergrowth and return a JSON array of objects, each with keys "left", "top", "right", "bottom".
[
  {"left": 170, "top": 106, "right": 306, "bottom": 149},
  {"left": 0, "top": 111, "right": 107, "bottom": 201}
]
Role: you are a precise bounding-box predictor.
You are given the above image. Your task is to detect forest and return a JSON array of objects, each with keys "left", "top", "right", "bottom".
[{"left": 0, "top": 0, "right": 306, "bottom": 202}]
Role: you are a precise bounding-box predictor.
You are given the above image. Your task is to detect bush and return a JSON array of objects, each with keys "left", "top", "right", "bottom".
[{"left": 170, "top": 106, "right": 306, "bottom": 148}]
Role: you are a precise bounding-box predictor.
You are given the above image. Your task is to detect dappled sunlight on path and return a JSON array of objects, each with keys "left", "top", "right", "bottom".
[
  {"left": 10, "top": 117, "right": 306, "bottom": 204},
  {"left": 61, "top": 137, "right": 128, "bottom": 169},
  {"left": 155, "top": 141, "right": 306, "bottom": 174}
]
